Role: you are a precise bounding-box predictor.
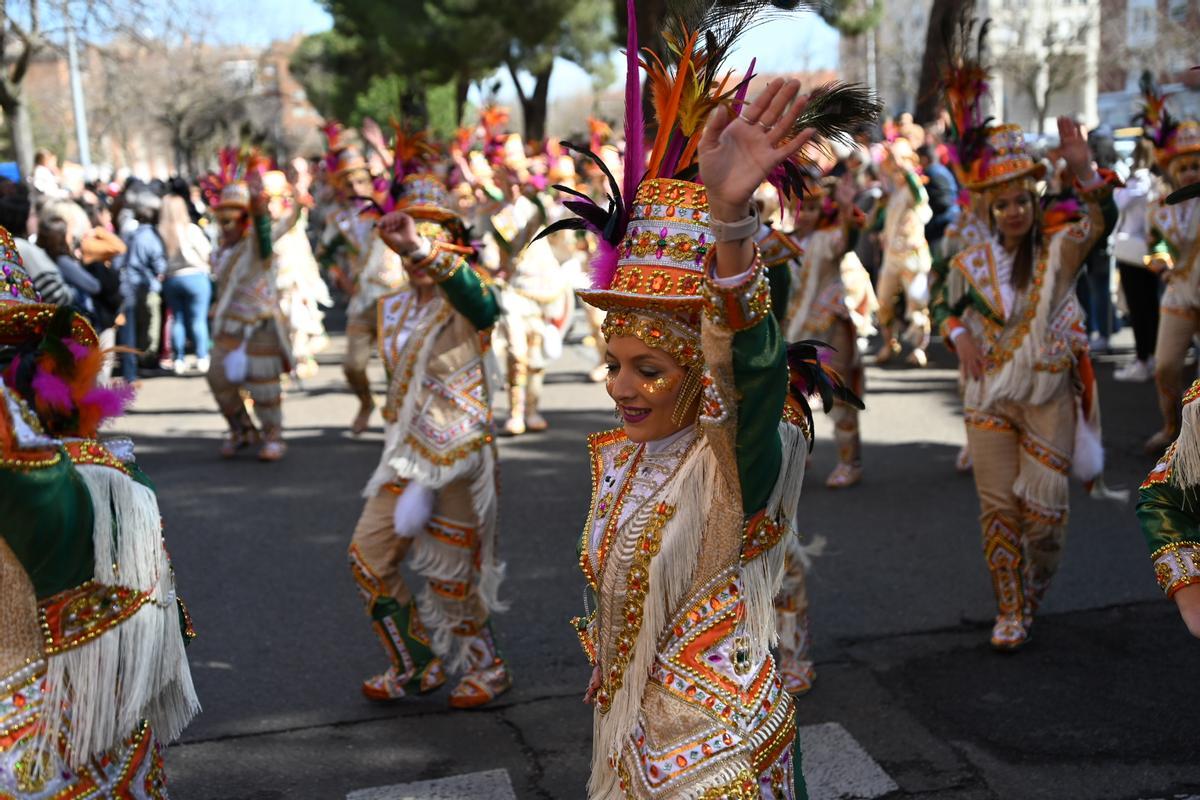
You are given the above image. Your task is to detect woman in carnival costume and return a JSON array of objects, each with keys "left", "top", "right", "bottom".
[
  {"left": 324, "top": 126, "right": 409, "bottom": 435},
  {"left": 552, "top": 2, "right": 875, "bottom": 794},
  {"left": 931, "top": 11, "right": 997, "bottom": 475},
  {"left": 202, "top": 150, "right": 294, "bottom": 462},
  {"left": 264, "top": 169, "right": 332, "bottom": 382},
  {"left": 873, "top": 137, "right": 934, "bottom": 367},
  {"left": 1137, "top": 174, "right": 1200, "bottom": 640},
  {"left": 1136, "top": 77, "right": 1200, "bottom": 455},
  {"left": 0, "top": 225, "right": 199, "bottom": 796},
  {"left": 930, "top": 118, "right": 1118, "bottom": 650},
  {"left": 348, "top": 128, "right": 512, "bottom": 708},
  {"left": 781, "top": 173, "right": 867, "bottom": 490}
]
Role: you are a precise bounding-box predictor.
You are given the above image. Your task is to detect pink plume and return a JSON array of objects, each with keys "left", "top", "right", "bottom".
[
  {"left": 80, "top": 383, "right": 135, "bottom": 421},
  {"left": 31, "top": 369, "right": 74, "bottom": 413},
  {"left": 590, "top": 239, "right": 619, "bottom": 290},
  {"left": 731, "top": 59, "right": 757, "bottom": 115},
  {"left": 622, "top": 0, "right": 644, "bottom": 212},
  {"left": 64, "top": 339, "right": 89, "bottom": 361}
]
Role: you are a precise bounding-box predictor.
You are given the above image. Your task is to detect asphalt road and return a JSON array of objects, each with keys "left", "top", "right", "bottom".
[{"left": 111, "top": 322, "right": 1200, "bottom": 800}]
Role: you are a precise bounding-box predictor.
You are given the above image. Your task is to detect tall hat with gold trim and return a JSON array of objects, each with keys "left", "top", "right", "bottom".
[
  {"left": 0, "top": 225, "right": 133, "bottom": 437},
  {"left": 535, "top": 0, "right": 878, "bottom": 367},
  {"left": 1136, "top": 70, "right": 1200, "bottom": 172},
  {"left": 962, "top": 124, "right": 1047, "bottom": 194}
]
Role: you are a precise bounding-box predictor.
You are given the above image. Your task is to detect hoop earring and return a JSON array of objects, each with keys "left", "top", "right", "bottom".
[{"left": 671, "top": 365, "right": 704, "bottom": 426}]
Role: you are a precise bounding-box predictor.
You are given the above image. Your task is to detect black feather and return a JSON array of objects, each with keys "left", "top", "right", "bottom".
[
  {"left": 788, "top": 82, "right": 882, "bottom": 142},
  {"left": 531, "top": 218, "right": 588, "bottom": 243}
]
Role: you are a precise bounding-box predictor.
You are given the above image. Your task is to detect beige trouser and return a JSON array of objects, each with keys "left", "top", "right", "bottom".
[
  {"left": 964, "top": 393, "right": 1075, "bottom": 616},
  {"left": 1153, "top": 306, "right": 1198, "bottom": 439},
  {"left": 349, "top": 482, "right": 490, "bottom": 666},
  {"left": 824, "top": 318, "right": 863, "bottom": 466},
  {"left": 206, "top": 323, "right": 283, "bottom": 436},
  {"left": 344, "top": 309, "right": 377, "bottom": 407},
  {"left": 875, "top": 265, "right": 930, "bottom": 349}
]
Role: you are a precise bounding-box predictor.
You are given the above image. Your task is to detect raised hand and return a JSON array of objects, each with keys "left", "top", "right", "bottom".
[
  {"left": 698, "top": 79, "right": 816, "bottom": 223},
  {"left": 377, "top": 211, "right": 421, "bottom": 256},
  {"left": 1057, "top": 116, "right": 1095, "bottom": 184}
]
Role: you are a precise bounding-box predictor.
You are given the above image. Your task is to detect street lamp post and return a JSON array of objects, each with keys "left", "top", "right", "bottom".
[{"left": 65, "top": 7, "right": 92, "bottom": 170}]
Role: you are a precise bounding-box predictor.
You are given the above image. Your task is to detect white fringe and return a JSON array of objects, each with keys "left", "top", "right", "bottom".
[
  {"left": 1173, "top": 396, "right": 1200, "bottom": 490},
  {"left": 738, "top": 422, "right": 808, "bottom": 663},
  {"left": 362, "top": 302, "right": 451, "bottom": 498},
  {"left": 407, "top": 446, "right": 505, "bottom": 674},
  {"left": 589, "top": 439, "right": 715, "bottom": 800},
  {"left": 972, "top": 246, "right": 1069, "bottom": 411},
  {"left": 35, "top": 464, "right": 199, "bottom": 770},
  {"left": 1013, "top": 451, "right": 1070, "bottom": 513}
]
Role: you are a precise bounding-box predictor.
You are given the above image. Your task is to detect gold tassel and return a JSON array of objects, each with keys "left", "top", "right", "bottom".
[{"left": 671, "top": 365, "right": 704, "bottom": 426}]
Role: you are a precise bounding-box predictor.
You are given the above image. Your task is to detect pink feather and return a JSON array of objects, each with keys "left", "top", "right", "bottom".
[
  {"left": 590, "top": 239, "right": 619, "bottom": 290},
  {"left": 31, "top": 369, "right": 74, "bottom": 413},
  {"left": 622, "top": 0, "right": 644, "bottom": 213},
  {"left": 64, "top": 339, "right": 89, "bottom": 361},
  {"left": 81, "top": 384, "right": 135, "bottom": 421}
]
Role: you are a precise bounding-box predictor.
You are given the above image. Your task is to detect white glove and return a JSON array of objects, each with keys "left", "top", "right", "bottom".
[{"left": 392, "top": 481, "right": 436, "bottom": 539}]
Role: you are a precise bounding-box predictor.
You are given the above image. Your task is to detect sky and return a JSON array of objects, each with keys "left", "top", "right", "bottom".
[{"left": 191, "top": 0, "right": 841, "bottom": 102}]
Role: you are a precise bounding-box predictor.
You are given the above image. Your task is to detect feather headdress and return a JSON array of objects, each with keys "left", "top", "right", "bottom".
[
  {"left": 785, "top": 340, "right": 865, "bottom": 451},
  {"left": 939, "top": 10, "right": 994, "bottom": 190},
  {"left": 322, "top": 121, "right": 347, "bottom": 174},
  {"left": 200, "top": 147, "right": 266, "bottom": 210},
  {"left": 536, "top": 0, "right": 880, "bottom": 298},
  {"left": 358, "top": 122, "right": 448, "bottom": 220},
  {"left": 1136, "top": 71, "right": 1177, "bottom": 151}
]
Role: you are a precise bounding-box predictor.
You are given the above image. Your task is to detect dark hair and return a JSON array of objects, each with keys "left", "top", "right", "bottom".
[
  {"left": 126, "top": 189, "right": 162, "bottom": 224},
  {"left": 37, "top": 215, "right": 72, "bottom": 260},
  {"left": 0, "top": 181, "right": 31, "bottom": 237},
  {"left": 992, "top": 188, "right": 1043, "bottom": 290},
  {"left": 915, "top": 144, "right": 935, "bottom": 163}
]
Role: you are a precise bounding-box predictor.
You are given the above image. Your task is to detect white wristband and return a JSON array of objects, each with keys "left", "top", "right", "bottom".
[{"left": 709, "top": 206, "right": 759, "bottom": 243}]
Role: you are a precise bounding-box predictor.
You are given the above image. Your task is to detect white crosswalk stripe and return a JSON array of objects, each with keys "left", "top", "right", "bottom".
[
  {"left": 800, "top": 722, "right": 899, "bottom": 800},
  {"left": 347, "top": 768, "right": 516, "bottom": 800},
  {"left": 346, "top": 723, "right": 895, "bottom": 799}
]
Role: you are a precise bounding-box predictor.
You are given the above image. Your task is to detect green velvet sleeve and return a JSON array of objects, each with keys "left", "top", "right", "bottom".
[
  {"left": 929, "top": 253, "right": 965, "bottom": 336},
  {"left": 766, "top": 263, "right": 791, "bottom": 326},
  {"left": 254, "top": 214, "right": 273, "bottom": 260},
  {"left": 0, "top": 452, "right": 94, "bottom": 599},
  {"left": 436, "top": 258, "right": 500, "bottom": 332},
  {"left": 1137, "top": 481, "right": 1200, "bottom": 554},
  {"left": 904, "top": 171, "right": 927, "bottom": 205},
  {"left": 734, "top": 315, "right": 787, "bottom": 514}
]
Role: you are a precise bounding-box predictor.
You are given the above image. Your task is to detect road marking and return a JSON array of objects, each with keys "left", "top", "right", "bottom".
[
  {"left": 345, "top": 724, "right": 895, "bottom": 800},
  {"left": 800, "top": 722, "right": 899, "bottom": 800},
  {"left": 347, "top": 768, "right": 516, "bottom": 800}
]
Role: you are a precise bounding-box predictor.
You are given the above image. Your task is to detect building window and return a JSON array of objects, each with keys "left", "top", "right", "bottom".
[{"left": 1168, "top": 0, "right": 1187, "bottom": 24}]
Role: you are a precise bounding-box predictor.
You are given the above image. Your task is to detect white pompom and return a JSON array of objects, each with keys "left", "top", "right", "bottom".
[
  {"left": 393, "top": 481, "right": 436, "bottom": 539},
  {"left": 1072, "top": 406, "right": 1104, "bottom": 482},
  {"left": 223, "top": 340, "right": 248, "bottom": 384}
]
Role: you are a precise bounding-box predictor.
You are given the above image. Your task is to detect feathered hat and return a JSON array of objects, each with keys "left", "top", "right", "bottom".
[
  {"left": 939, "top": 11, "right": 995, "bottom": 191},
  {"left": 1136, "top": 71, "right": 1200, "bottom": 171},
  {"left": 535, "top": 0, "right": 877, "bottom": 367},
  {"left": 200, "top": 147, "right": 263, "bottom": 211},
  {"left": 962, "top": 123, "right": 1046, "bottom": 193},
  {"left": 356, "top": 122, "right": 456, "bottom": 223},
  {"left": 0, "top": 225, "right": 133, "bottom": 437}
]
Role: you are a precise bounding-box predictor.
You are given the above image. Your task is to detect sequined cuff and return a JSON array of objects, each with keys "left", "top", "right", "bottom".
[
  {"left": 1074, "top": 168, "right": 1119, "bottom": 203},
  {"left": 941, "top": 316, "right": 965, "bottom": 342},
  {"left": 571, "top": 613, "right": 597, "bottom": 666},
  {"left": 412, "top": 240, "right": 470, "bottom": 283},
  {"left": 702, "top": 245, "right": 769, "bottom": 331},
  {"left": 1152, "top": 542, "right": 1200, "bottom": 597}
]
